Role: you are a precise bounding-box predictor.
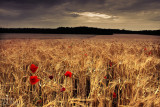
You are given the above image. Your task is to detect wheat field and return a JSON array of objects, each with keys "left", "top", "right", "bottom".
[{"left": 0, "top": 34, "right": 160, "bottom": 107}]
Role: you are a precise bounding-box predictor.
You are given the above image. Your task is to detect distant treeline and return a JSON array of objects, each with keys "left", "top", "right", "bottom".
[{"left": 0, "top": 27, "right": 160, "bottom": 35}]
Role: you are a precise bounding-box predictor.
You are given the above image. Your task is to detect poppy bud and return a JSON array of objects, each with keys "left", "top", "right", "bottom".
[{"left": 49, "top": 76, "right": 53, "bottom": 80}]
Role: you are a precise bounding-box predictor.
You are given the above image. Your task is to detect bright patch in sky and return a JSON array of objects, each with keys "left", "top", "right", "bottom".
[{"left": 73, "top": 12, "right": 112, "bottom": 19}]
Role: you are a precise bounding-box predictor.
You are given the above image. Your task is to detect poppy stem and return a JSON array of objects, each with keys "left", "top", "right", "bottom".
[
  {"left": 39, "top": 81, "right": 42, "bottom": 100},
  {"left": 112, "top": 98, "right": 118, "bottom": 107}
]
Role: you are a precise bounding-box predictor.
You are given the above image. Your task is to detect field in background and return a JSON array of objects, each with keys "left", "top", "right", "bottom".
[
  {"left": 0, "top": 33, "right": 160, "bottom": 39},
  {"left": 0, "top": 34, "right": 160, "bottom": 107}
]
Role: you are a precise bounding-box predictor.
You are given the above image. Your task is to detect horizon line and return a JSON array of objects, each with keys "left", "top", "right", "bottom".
[{"left": 0, "top": 26, "right": 160, "bottom": 32}]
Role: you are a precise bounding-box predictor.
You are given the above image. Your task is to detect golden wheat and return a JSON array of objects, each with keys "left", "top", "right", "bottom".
[{"left": 0, "top": 38, "right": 160, "bottom": 107}]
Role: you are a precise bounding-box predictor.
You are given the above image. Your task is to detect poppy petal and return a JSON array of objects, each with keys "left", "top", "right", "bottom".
[
  {"left": 37, "top": 100, "right": 42, "bottom": 104},
  {"left": 30, "top": 64, "right": 38, "bottom": 73},
  {"left": 30, "top": 76, "right": 40, "bottom": 85},
  {"left": 61, "top": 87, "right": 66, "bottom": 92},
  {"left": 110, "top": 62, "right": 112, "bottom": 67},
  {"left": 64, "top": 71, "right": 72, "bottom": 78},
  {"left": 113, "top": 92, "right": 116, "bottom": 98}
]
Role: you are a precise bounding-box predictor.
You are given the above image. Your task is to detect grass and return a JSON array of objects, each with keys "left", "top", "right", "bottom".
[{"left": 0, "top": 38, "right": 160, "bottom": 107}]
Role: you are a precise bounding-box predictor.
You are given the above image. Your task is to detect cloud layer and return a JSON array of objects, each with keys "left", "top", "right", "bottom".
[{"left": 0, "top": 0, "right": 159, "bottom": 30}]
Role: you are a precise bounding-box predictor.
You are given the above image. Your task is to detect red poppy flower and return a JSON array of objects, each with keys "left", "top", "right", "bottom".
[
  {"left": 68, "top": 46, "right": 72, "bottom": 48},
  {"left": 49, "top": 76, "right": 53, "bottom": 80},
  {"left": 113, "top": 92, "right": 116, "bottom": 98},
  {"left": 30, "top": 64, "right": 38, "bottom": 73},
  {"left": 104, "top": 76, "right": 107, "bottom": 79},
  {"left": 61, "top": 87, "right": 66, "bottom": 92},
  {"left": 148, "top": 52, "right": 151, "bottom": 55},
  {"left": 144, "top": 48, "right": 147, "bottom": 51},
  {"left": 85, "top": 53, "right": 87, "bottom": 56},
  {"left": 110, "top": 62, "right": 112, "bottom": 67},
  {"left": 30, "top": 76, "right": 40, "bottom": 85},
  {"left": 64, "top": 71, "right": 72, "bottom": 78}
]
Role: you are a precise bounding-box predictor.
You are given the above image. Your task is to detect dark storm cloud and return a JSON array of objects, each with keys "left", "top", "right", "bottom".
[
  {"left": 0, "top": 0, "right": 60, "bottom": 20},
  {"left": 117, "top": 0, "right": 160, "bottom": 12},
  {"left": 0, "top": 0, "right": 160, "bottom": 14},
  {"left": 0, "top": 0, "right": 105, "bottom": 11},
  {"left": 0, "top": 0, "right": 106, "bottom": 20},
  {"left": 0, "top": 0, "right": 159, "bottom": 30},
  {"left": 0, "top": 0, "right": 65, "bottom": 9}
]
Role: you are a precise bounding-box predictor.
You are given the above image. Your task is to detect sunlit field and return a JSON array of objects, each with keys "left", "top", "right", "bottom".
[{"left": 0, "top": 34, "right": 160, "bottom": 107}]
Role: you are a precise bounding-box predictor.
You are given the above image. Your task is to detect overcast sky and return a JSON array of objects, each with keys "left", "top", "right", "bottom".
[{"left": 0, "top": 0, "right": 160, "bottom": 30}]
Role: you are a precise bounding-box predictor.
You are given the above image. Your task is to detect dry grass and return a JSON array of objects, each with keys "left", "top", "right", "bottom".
[{"left": 0, "top": 37, "right": 160, "bottom": 107}]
